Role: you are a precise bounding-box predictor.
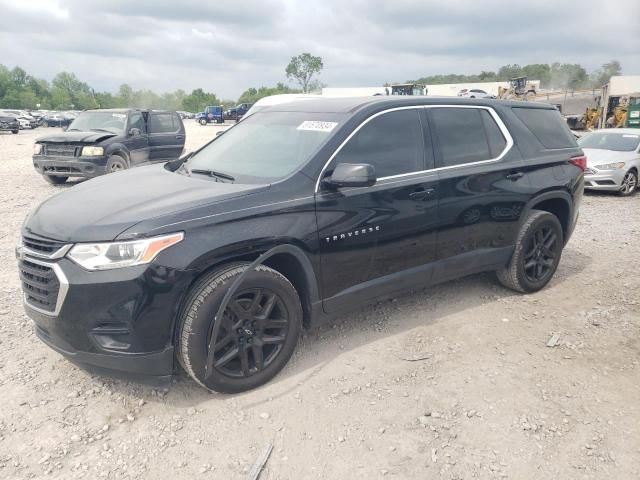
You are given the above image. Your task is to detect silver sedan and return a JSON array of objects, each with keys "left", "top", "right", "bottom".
[{"left": 578, "top": 129, "right": 640, "bottom": 196}]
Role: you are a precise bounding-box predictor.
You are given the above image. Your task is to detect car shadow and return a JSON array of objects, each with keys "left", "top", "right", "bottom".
[{"left": 84, "top": 246, "right": 592, "bottom": 406}]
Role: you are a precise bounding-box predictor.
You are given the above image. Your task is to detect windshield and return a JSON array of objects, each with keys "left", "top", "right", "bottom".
[
  {"left": 186, "top": 111, "right": 346, "bottom": 183},
  {"left": 68, "top": 112, "right": 127, "bottom": 133},
  {"left": 578, "top": 132, "right": 640, "bottom": 152}
]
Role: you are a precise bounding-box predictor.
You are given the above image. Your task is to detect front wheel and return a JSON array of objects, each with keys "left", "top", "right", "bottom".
[
  {"left": 106, "top": 154, "right": 128, "bottom": 173},
  {"left": 43, "top": 175, "right": 68, "bottom": 185},
  {"left": 199, "top": 119, "right": 208, "bottom": 125},
  {"left": 11, "top": 130, "right": 19, "bottom": 134},
  {"left": 496, "top": 210, "right": 564, "bottom": 293},
  {"left": 178, "top": 263, "right": 302, "bottom": 393},
  {"left": 618, "top": 170, "right": 637, "bottom": 196}
]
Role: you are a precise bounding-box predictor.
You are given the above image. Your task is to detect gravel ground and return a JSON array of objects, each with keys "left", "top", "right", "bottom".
[{"left": 0, "top": 123, "right": 639, "bottom": 480}]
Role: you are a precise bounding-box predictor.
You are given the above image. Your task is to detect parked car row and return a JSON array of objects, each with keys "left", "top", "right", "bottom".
[{"left": 0, "top": 110, "right": 38, "bottom": 130}]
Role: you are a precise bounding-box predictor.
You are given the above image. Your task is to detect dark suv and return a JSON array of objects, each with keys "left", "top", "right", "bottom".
[
  {"left": 18, "top": 97, "right": 584, "bottom": 393},
  {"left": 33, "top": 109, "right": 185, "bottom": 184}
]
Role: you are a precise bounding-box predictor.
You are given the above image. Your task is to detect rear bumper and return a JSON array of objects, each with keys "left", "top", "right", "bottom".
[{"left": 33, "top": 155, "right": 109, "bottom": 178}]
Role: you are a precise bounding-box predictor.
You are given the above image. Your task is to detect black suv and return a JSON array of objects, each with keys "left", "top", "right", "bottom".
[
  {"left": 18, "top": 97, "right": 584, "bottom": 393},
  {"left": 33, "top": 109, "right": 185, "bottom": 184}
]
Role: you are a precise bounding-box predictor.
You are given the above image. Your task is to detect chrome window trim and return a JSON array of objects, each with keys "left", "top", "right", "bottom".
[
  {"left": 314, "top": 104, "right": 514, "bottom": 193},
  {"left": 21, "top": 255, "right": 69, "bottom": 317}
]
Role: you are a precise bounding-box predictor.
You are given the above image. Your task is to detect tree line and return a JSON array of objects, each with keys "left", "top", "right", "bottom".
[
  {"left": 0, "top": 57, "right": 623, "bottom": 112},
  {"left": 411, "top": 60, "right": 622, "bottom": 91}
]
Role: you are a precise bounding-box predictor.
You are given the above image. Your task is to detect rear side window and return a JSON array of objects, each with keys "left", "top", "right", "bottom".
[
  {"left": 431, "top": 107, "right": 505, "bottom": 167},
  {"left": 149, "top": 113, "right": 178, "bottom": 133},
  {"left": 334, "top": 109, "right": 424, "bottom": 178},
  {"left": 512, "top": 107, "right": 576, "bottom": 149}
]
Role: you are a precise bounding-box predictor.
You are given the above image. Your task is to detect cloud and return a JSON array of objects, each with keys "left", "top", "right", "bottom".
[{"left": 0, "top": 0, "right": 637, "bottom": 98}]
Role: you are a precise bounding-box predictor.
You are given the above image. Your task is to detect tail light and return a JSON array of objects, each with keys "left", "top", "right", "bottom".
[{"left": 569, "top": 155, "right": 587, "bottom": 171}]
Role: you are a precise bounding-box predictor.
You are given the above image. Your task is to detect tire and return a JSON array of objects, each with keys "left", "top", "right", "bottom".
[
  {"left": 496, "top": 209, "right": 564, "bottom": 293},
  {"left": 177, "top": 263, "right": 302, "bottom": 393},
  {"left": 199, "top": 119, "right": 208, "bottom": 126},
  {"left": 43, "top": 175, "right": 68, "bottom": 185},
  {"left": 618, "top": 170, "right": 637, "bottom": 196},
  {"left": 106, "top": 154, "right": 128, "bottom": 173},
  {"left": 11, "top": 130, "right": 18, "bottom": 134}
]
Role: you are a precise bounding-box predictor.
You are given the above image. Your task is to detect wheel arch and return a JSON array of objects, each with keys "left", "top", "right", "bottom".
[
  {"left": 172, "top": 243, "right": 320, "bottom": 344},
  {"left": 525, "top": 191, "right": 572, "bottom": 242}
]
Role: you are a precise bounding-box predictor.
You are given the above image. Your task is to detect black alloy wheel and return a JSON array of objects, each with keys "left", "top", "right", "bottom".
[
  {"left": 178, "top": 263, "right": 302, "bottom": 393},
  {"left": 496, "top": 209, "right": 564, "bottom": 293},
  {"left": 522, "top": 226, "right": 559, "bottom": 283},
  {"left": 210, "top": 287, "right": 290, "bottom": 378}
]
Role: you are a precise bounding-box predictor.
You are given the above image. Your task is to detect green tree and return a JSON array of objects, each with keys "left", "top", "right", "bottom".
[
  {"left": 236, "top": 83, "right": 301, "bottom": 104},
  {"left": 285, "top": 53, "right": 323, "bottom": 93},
  {"left": 497, "top": 64, "right": 523, "bottom": 80},
  {"left": 591, "top": 60, "right": 622, "bottom": 87},
  {"left": 522, "top": 64, "right": 551, "bottom": 87},
  {"left": 182, "top": 88, "right": 219, "bottom": 113},
  {"left": 550, "top": 63, "right": 588, "bottom": 90}
]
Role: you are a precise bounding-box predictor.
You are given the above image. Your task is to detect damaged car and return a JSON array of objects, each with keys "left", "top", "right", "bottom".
[{"left": 33, "top": 109, "right": 185, "bottom": 184}]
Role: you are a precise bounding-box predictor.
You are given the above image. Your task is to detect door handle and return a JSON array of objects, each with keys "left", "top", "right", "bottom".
[
  {"left": 505, "top": 172, "right": 524, "bottom": 181},
  {"left": 176, "top": 134, "right": 185, "bottom": 140},
  {"left": 409, "top": 188, "right": 435, "bottom": 201}
]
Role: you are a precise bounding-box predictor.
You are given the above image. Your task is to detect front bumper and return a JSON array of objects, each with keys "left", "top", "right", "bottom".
[
  {"left": 18, "top": 250, "right": 194, "bottom": 376},
  {"left": 33, "top": 154, "right": 109, "bottom": 178},
  {"left": 0, "top": 122, "right": 19, "bottom": 131},
  {"left": 584, "top": 168, "right": 625, "bottom": 191}
]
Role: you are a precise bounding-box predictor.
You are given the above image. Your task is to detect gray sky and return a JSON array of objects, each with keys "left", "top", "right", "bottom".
[{"left": 1, "top": 0, "right": 637, "bottom": 99}]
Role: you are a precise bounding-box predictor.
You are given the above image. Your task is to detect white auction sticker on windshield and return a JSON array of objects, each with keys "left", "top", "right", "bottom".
[
  {"left": 112, "top": 113, "right": 126, "bottom": 118},
  {"left": 622, "top": 134, "right": 639, "bottom": 138},
  {"left": 297, "top": 121, "right": 338, "bottom": 132}
]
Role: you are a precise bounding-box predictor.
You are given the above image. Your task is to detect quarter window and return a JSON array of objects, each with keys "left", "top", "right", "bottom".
[
  {"left": 431, "top": 108, "right": 505, "bottom": 167},
  {"left": 333, "top": 109, "right": 424, "bottom": 178}
]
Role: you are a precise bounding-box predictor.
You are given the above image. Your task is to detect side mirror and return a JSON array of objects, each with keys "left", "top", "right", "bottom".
[
  {"left": 215, "top": 130, "right": 225, "bottom": 137},
  {"left": 323, "top": 163, "right": 376, "bottom": 189},
  {"left": 62, "top": 126, "right": 68, "bottom": 132},
  {"left": 129, "top": 127, "right": 142, "bottom": 136}
]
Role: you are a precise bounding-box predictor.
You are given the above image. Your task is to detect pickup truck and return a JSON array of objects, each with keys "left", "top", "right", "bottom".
[
  {"left": 33, "top": 109, "right": 185, "bottom": 184},
  {"left": 225, "top": 103, "right": 253, "bottom": 121}
]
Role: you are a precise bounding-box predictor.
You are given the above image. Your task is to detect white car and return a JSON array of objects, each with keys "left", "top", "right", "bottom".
[
  {"left": 579, "top": 129, "right": 640, "bottom": 196},
  {"left": 457, "top": 88, "right": 495, "bottom": 99},
  {"left": 242, "top": 94, "right": 320, "bottom": 119}
]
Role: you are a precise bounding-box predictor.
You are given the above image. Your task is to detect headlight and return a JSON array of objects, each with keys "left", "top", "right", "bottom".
[
  {"left": 594, "top": 162, "right": 625, "bottom": 170},
  {"left": 67, "top": 232, "right": 184, "bottom": 271},
  {"left": 34, "top": 144, "right": 42, "bottom": 155},
  {"left": 81, "top": 146, "right": 105, "bottom": 156}
]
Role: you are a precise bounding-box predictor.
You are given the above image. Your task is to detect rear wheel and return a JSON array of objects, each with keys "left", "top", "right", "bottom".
[
  {"left": 497, "top": 210, "right": 564, "bottom": 293},
  {"left": 199, "top": 119, "right": 208, "bottom": 125},
  {"left": 618, "top": 170, "right": 637, "bottom": 196},
  {"left": 178, "top": 263, "right": 302, "bottom": 393},
  {"left": 43, "top": 175, "right": 68, "bottom": 185},
  {"left": 11, "top": 130, "right": 18, "bottom": 134},
  {"left": 106, "top": 154, "right": 128, "bottom": 173}
]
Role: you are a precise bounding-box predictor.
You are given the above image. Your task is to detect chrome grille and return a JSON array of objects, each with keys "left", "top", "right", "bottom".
[
  {"left": 44, "top": 144, "right": 78, "bottom": 157},
  {"left": 19, "top": 259, "right": 60, "bottom": 313}
]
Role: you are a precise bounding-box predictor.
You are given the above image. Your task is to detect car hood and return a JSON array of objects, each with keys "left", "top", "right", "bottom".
[
  {"left": 0, "top": 115, "right": 18, "bottom": 121},
  {"left": 583, "top": 148, "right": 638, "bottom": 166},
  {"left": 24, "top": 165, "right": 269, "bottom": 242},
  {"left": 36, "top": 131, "right": 117, "bottom": 144}
]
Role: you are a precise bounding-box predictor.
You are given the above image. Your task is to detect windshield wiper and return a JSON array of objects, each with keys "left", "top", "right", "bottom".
[
  {"left": 90, "top": 128, "right": 115, "bottom": 133},
  {"left": 190, "top": 168, "right": 235, "bottom": 182}
]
